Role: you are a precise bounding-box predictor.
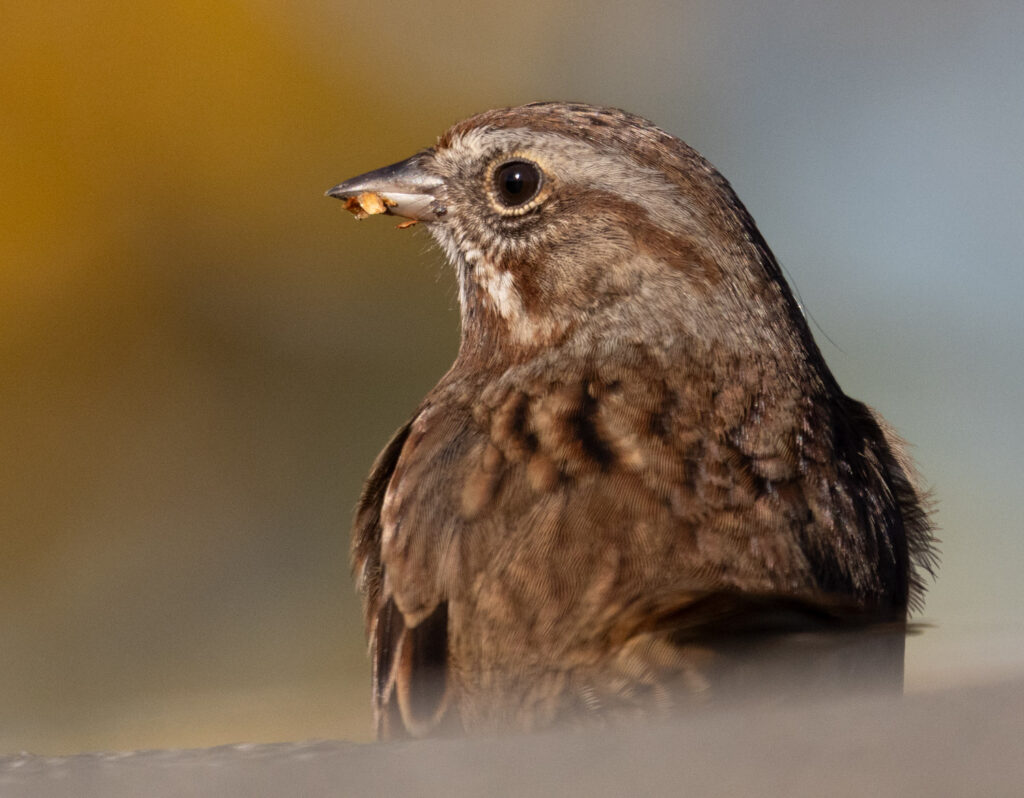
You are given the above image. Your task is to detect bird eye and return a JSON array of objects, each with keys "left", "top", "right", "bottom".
[{"left": 494, "top": 160, "right": 542, "bottom": 207}]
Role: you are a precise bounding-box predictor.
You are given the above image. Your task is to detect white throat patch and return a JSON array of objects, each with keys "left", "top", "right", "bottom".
[
  {"left": 434, "top": 229, "right": 561, "bottom": 347},
  {"left": 464, "top": 247, "right": 523, "bottom": 320}
]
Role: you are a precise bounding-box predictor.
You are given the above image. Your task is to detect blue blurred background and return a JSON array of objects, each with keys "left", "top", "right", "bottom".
[{"left": 2, "top": 0, "right": 1022, "bottom": 753}]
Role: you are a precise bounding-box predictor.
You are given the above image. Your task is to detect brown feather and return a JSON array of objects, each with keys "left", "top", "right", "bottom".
[{"left": 341, "top": 102, "right": 937, "bottom": 737}]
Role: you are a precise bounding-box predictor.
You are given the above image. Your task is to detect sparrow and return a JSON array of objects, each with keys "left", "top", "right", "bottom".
[{"left": 326, "top": 102, "right": 936, "bottom": 739}]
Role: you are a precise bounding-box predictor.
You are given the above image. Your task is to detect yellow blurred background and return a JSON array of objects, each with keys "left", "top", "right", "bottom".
[{"left": 3, "top": 1, "right": 1023, "bottom": 754}]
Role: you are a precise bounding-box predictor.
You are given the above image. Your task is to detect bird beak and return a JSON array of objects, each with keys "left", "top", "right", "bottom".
[{"left": 325, "top": 154, "right": 446, "bottom": 222}]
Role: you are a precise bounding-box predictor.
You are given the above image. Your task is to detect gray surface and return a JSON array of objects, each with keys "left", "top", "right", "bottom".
[{"left": 3, "top": 676, "right": 1020, "bottom": 798}]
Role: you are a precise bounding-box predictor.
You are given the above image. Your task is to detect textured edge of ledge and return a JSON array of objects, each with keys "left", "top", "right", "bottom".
[{"left": 3, "top": 676, "right": 1022, "bottom": 798}]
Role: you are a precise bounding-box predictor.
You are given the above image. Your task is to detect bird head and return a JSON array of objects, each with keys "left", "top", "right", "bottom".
[{"left": 329, "top": 102, "right": 812, "bottom": 369}]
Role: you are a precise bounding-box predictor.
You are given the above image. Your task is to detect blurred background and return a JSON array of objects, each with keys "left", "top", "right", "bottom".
[{"left": 2, "top": 0, "right": 1022, "bottom": 755}]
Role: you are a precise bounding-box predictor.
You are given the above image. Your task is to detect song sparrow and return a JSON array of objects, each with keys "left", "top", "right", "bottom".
[{"left": 327, "top": 102, "right": 936, "bottom": 738}]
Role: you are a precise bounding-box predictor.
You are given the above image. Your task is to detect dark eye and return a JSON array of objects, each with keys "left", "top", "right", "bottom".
[{"left": 494, "top": 160, "right": 542, "bottom": 207}]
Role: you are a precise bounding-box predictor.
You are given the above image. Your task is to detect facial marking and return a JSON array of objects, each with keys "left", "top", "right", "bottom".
[
  {"left": 480, "top": 261, "right": 521, "bottom": 318},
  {"left": 431, "top": 124, "right": 715, "bottom": 352},
  {"left": 437, "top": 128, "right": 692, "bottom": 236},
  {"left": 470, "top": 247, "right": 561, "bottom": 346}
]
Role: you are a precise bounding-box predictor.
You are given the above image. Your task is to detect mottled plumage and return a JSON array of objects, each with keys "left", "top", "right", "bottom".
[{"left": 328, "top": 102, "right": 936, "bottom": 738}]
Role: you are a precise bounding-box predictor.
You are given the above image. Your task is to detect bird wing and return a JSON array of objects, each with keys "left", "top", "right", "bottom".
[
  {"left": 351, "top": 419, "right": 412, "bottom": 737},
  {"left": 352, "top": 415, "right": 453, "bottom": 738},
  {"left": 351, "top": 402, "right": 472, "bottom": 738}
]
